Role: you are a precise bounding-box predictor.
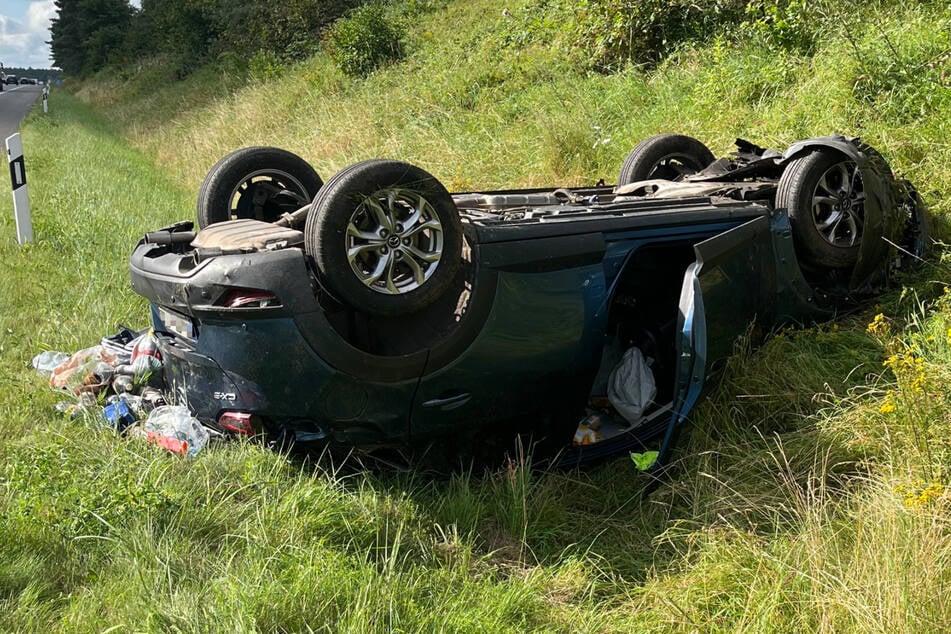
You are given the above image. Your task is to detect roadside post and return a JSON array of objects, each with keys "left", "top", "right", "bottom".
[
  {"left": 6, "top": 133, "right": 33, "bottom": 244},
  {"left": 43, "top": 85, "right": 49, "bottom": 113}
]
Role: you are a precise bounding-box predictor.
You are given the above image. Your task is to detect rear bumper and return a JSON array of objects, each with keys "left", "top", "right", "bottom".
[
  {"left": 129, "top": 242, "right": 320, "bottom": 317},
  {"left": 130, "top": 241, "right": 420, "bottom": 444}
]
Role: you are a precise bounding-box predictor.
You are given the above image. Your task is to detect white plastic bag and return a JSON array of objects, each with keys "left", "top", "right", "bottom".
[{"left": 607, "top": 347, "right": 656, "bottom": 425}]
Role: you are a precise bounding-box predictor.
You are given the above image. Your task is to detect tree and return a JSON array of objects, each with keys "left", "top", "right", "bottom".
[
  {"left": 133, "top": 0, "right": 217, "bottom": 75},
  {"left": 49, "top": 0, "right": 134, "bottom": 77}
]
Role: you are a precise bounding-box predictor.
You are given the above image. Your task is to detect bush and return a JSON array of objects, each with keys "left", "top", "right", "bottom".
[
  {"left": 579, "top": 0, "right": 747, "bottom": 70},
  {"left": 498, "top": 0, "right": 747, "bottom": 72},
  {"left": 248, "top": 51, "right": 285, "bottom": 81},
  {"left": 326, "top": 5, "right": 404, "bottom": 77},
  {"left": 740, "top": 0, "right": 821, "bottom": 53}
]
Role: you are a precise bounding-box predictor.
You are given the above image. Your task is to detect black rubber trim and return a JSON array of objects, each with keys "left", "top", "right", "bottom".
[{"left": 471, "top": 202, "right": 766, "bottom": 243}]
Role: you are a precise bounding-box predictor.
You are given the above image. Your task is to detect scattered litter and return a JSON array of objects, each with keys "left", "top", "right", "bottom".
[
  {"left": 34, "top": 325, "right": 215, "bottom": 456},
  {"left": 49, "top": 345, "right": 119, "bottom": 393},
  {"left": 103, "top": 399, "right": 137, "bottom": 432},
  {"left": 131, "top": 405, "right": 210, "bottom": 457},
  {"left": 116, "top": 330, "right": 163, "bottom": 383},
  {"left": 573, "top": 414, "right": 602, "bottom": 446},
  {"left": 32, "top": 350, "right": 69, "bottom": 374}
]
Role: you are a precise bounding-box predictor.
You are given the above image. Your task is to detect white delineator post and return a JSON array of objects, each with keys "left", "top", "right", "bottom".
[
  {"left": 42, "top": 86, "right": 49, "bottom": 113},
  {"left": 6, "top": 133, "right": 33, "bottom": 244}
]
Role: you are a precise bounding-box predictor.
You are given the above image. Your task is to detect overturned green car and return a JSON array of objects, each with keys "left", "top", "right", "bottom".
[{"left": 129, "top": 134, "right": 929, "bottom": 468}]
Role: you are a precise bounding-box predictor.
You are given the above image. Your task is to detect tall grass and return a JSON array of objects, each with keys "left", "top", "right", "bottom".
[{"left": 0, "top": 0, "right": 949, "bottom": 630}]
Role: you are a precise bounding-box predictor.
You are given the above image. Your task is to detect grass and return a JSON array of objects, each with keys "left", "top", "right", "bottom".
[{"left": 1, "top": 0, "right": 950, "bottom": 630}]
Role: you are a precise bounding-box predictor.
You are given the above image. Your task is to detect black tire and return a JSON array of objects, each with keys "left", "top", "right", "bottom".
[
  {"left": 899, "top": 181, "right": 931, "bottom": 265},
  {"left": 776, "top": 150, "right": 865, "bottom": 269},
  {"left": 305, "top": 160, "right": 463, "bottom": 317},
  {"left": 617, "top": 134, "right": 715, "bottom": 185},
  {"left": 196, "top": 147, "right": 322, "bottom": 228}
]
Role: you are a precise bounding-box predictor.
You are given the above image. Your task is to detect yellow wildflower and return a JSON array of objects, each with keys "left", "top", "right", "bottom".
[{"left": 867, "top": 313, "right": 890, "bottom": 338}]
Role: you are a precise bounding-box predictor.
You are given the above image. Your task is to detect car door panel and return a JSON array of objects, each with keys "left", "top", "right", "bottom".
[
  {"left": 660, "top": 215, "right": 776, "bottom": 455},
  {"left": 410, "top": 260, "right": 608, "bottom": 441}
]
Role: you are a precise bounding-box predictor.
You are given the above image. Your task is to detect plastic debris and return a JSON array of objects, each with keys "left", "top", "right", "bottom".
[
  {"left": 135, "top": 405, "right": 209, "bottom": 457},
  {"left": 99, "top": 325, "right": 139, "bottom": 364},
  {"left": 49, "top": 345, "right": 120, "bottom": 394},
  {"left": 103, "top": 400, "right": 137, "bottom": 432},
  {"left": 115, "top": 330, "right": 163, "bottom": 383},
  {"left": 32, "top": 350, "right": 69, "bottom": 374},
  {"left": 37, "top": 327, "right": 160, "bottom": 422},
  {"left": 37, "top": 326, "right": 215, "bottom": 456},
  {"left": 573, "top": 414, "right": 602, "bottom": 446}
]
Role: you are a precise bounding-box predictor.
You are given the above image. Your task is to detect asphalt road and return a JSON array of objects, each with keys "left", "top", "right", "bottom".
[{"left": 0, "top": 84, "right": 43, "bottom": 141}]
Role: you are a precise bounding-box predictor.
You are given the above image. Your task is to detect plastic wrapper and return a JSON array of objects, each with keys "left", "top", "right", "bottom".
[
  {"left": 137, "top": 405, "right": 209, "bottom": 456},
  {"left": 49, "top": 345, "right": 119, "bottom": 394},
  {"left": 32, "top": 351, "right": 69, "bottom": 374}
]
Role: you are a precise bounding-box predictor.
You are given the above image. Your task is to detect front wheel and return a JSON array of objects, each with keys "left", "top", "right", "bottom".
[
  {"left": 777, "top": 150, "right": 865, "bottom": 268},
  {"left": 305, "top": 160, "right": 463, "bottom": 317},
  {"left": 196, "top": 147, "right": 323, "bottom": 228}
]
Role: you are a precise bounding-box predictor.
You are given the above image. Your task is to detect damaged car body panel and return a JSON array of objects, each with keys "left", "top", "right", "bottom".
[{"left": 129, "top": 134, "right": 929, "bottom": 467}]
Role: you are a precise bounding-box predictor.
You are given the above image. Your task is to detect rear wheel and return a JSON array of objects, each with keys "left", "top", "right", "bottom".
[
  {"left": 305, "top": 160, "right": 463, "bottom": 316},
  {"left": 777, "top": 150, "right": 865, "bottom": 268},
  {"left": 197, "top": 147, "right": 322, "bottom": 228},
  {"left": 618, "top": 134, "right": 715, "bottom": 185}
]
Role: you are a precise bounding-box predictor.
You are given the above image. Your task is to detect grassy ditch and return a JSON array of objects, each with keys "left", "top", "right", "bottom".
[{"left": 1, "top": 0, "right": 950, "bottom": 630}]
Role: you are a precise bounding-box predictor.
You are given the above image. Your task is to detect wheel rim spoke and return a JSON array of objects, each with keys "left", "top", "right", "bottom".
[
  {"left": 384, "top": 256, "right": 400, "bottom": 294},
  {"left": 362, "top": 252, "right": 391, "bottom": 287},
  {"left": 363, "top": 197, "right": 395, "bottom": 233},
  {"left": 843, "top": 214, "right": 859, "bottom": 246},
  {"left": 401, "top": 251, "right": 426, "bottom": 285},
  {"left": 816, "top": 209, "right": 843, "bottom": 231},
  {"left": 405, "top": 244, "right": 441, "bottom": 263},
  {"left": 402, "top": 218, "right": 442, "bottom": 239},
  {"left": 347, "top": 223, "right": 383, "bottom": 243},
  {"left": 347, "top": 242, "right": 383, "bottom": 263},
  {"left": 834, "top": 163, "right": 851, "bottom": 192},
  {"left": 400, "top": 194, "right": 427, "bottom": 230},
  {"left": 811, "top": 160, "right": 864, "bottom": 249}
]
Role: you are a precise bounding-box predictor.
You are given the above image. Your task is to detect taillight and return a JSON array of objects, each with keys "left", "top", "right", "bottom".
[
  {"left": 218, "top": 411, "right": 255, "bottom": 435},
  {"left": 220, "top": 289, "right": 280, "bottom": 308}
]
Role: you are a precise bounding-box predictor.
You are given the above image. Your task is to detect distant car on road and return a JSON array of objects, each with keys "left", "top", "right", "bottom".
[
  {"left": 18, "top": 77, "right": 36, "bottom": 85},
  {"left": 4, "top": 75, "right": 17, "bottom": 85}
]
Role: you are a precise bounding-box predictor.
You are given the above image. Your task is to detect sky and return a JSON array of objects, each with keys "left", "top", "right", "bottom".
[
  {"left": 0, "top": 0, "right": 142, "bottom": 70},
  {"left": 0, "top": 0, "right": 57, "bottom": 69}
]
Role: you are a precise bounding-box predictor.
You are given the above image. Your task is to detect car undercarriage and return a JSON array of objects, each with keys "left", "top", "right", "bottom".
[{"left": 129, "top": 134, "right": 929, "bottom": 468}]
